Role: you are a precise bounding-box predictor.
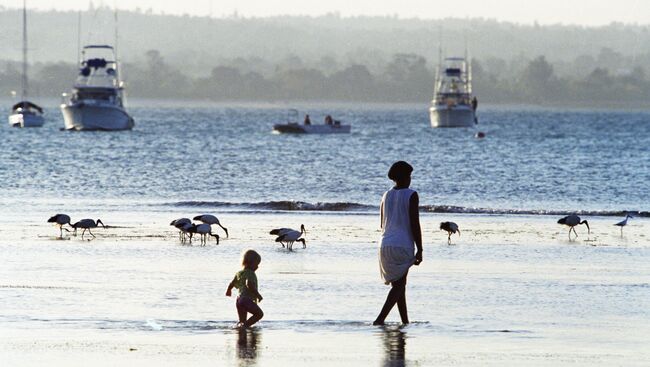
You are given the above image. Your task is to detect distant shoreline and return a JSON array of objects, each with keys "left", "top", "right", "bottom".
[{"left": 4, "top": 98, "right": 650, "bottom": 111}]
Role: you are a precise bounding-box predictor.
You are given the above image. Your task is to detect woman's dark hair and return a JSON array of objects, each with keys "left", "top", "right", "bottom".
[{"left": 387, "top": 161, "right": 413, "bottom": 181}]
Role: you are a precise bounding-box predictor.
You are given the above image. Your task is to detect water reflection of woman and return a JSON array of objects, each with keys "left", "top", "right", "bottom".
[{"left": 380, "top": 327, "right": 406, "bottom": 367}]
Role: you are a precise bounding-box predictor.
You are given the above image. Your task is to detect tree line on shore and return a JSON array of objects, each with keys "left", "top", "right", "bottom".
[{"left": 1, "top": 49, "right": 649, "bottom": 106}]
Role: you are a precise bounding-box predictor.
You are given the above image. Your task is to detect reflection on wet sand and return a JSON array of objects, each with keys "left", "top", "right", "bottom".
[
  {"left": 380, "top": 326, "right": 406, "bottom": 367},
  {"left": 236, "top": 328, "right": 261, "bottom": 366}
]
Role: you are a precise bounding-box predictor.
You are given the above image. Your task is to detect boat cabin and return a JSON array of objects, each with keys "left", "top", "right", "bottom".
[
  {"left": 11, "top": 101, "right": 43, "bottom": 115},
  {"left": 70, "top": 87, "right": 121, "bottom": 105}
]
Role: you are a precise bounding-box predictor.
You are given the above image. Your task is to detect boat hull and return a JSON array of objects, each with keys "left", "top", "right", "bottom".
[
  {"left": 429, "top": 106, "right": 476, "bottom": 128},
  {"left": 61, "top": 103, "right": 134, "bottom": 131},
  {"left": 273, "top": 123, "right": 351, "bottom": 134},
  {"left": 8, "top": 112, "right": 44, "bottom": 128}
]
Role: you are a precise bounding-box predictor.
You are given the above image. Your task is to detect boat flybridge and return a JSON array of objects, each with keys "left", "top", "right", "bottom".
[
  {"left": 429, "top": 57, "right": 478, "bottom": 128},
  {"left": 273, "top": 109, "right": 351, "bottom": 134},
  {"left": 8, "top": 0, "right": 44, "bottom": 128},
  {"left": 60, "top": 45, "right": 134, "bottom": 131}
]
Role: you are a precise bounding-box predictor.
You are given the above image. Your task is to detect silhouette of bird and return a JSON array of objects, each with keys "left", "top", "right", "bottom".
[
  {"left": 270, "top": 224, "right": 305, "bottom": 237},
  {"left": 193, "top": 223, "right": 219, "bottom": 245},
  {"left": 557, "top": 215, "right": 590, "bottom": 240},
  {"left": 183, "top": 222, "right": 197, "bottom": 244},
  {"left": 48, "top": 214, "right": 73, "bottom": 237},
  {"left": 72, "top": 219, "right": 105, "bottom": 239},
  {"left": 440, "top": 222, "right": 460, "bottom": 244},
  {"left": 193, "top": 214, "right": 228, "bottom": 238},
  {"left": 271, "top": 224, "right": 306, "bottom": 250},
  {"left": 614, "top": 214, "right": 633, "bottom": 236},
  {"left": 170, "top": 218, "right": 191, "bottom": 241}
]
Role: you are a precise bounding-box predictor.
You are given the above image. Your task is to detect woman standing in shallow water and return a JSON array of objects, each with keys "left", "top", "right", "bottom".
[{"left": 373, "top": 161, "right": 423, "bottom": 325}]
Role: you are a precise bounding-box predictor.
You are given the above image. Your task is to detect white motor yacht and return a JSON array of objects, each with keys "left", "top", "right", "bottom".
[
  {"left": 60, "top": 45, "right": 134, "bottom": 131},
  {"left": 429, "top": 57, "right": 477, "bottom": 128},
  {"left": 8, "top": 0, "right": 44, "bottom": 128}
]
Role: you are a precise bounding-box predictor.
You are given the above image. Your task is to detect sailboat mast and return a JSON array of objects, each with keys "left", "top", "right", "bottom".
[{"left": 21, "top": 0, "right": 28, "bottom": 100}]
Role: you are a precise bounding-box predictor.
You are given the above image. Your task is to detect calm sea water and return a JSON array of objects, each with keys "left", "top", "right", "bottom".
[
  {"left": 1, "top": 102, "right": 649, "bottom": 366},
  {"left": 1, "top": 101, "right": 649, "bottom": 214}
]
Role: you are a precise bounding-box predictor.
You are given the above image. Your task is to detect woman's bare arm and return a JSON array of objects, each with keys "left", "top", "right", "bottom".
[{"left": 409, "top": 192, "right": 423, "bottom": 264}]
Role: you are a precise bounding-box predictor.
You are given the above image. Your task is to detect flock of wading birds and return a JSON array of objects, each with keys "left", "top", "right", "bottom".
[{"left": 47, "top": 213, "right": 635, "bottom": 247}]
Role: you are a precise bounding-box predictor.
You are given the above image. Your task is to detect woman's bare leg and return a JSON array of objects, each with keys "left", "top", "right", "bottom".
[{"left": 374, "top": 273, "right": 408, "bottom": 325}]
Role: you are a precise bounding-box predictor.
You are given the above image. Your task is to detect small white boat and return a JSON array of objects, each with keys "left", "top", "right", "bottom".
[
  {"left": 8, "top": 1, "right": 44, "bottom": 128},
  {"left": 273, "top": 110, "right": 351, "bottom": 134},
  {"left": 60, "top": 45, "right": 134, "bottom": 131},
  {"left": 429, "top": 57, "right": 478, "bottom": 128},
  {"left": 9, "top": 101, "right": 44, "bottom": 128}
]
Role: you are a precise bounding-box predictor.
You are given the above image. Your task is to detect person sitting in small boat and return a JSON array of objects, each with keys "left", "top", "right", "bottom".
[
  {"left": 304, "top": 114, "right": 311, "bottom": 125},
  {"left": 325, "top": 115, "right": 333, "bottom": 125}
]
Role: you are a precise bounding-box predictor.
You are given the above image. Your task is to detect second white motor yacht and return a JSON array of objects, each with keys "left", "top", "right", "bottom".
[{"left": 429, "top": 57, "right": 478, "bottom": 128}]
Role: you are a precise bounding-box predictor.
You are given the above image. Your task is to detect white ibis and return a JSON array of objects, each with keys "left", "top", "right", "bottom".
[
  {"left": 190, "top": 223, "right": 219, "bottom": 245},
  {"left": 180, "top": 222, "right": 195, "bottom": 243},
  {"left": 269, "top": 224, "right": 305, "bottom": 248},
  {"left": 48, "top": 214, "right": 73, "bottom": 237},
  {"left": 614, "top": 214, "right": 633, "bottom": 236},
  {"left": 72, "top": 219, "right": 105, "bottom": 239},
  {"left": 170, "top": 218, "right": 191, "bottom": 241},
  {"left": 440, "top": 222, "right": 460, "bottom": 244},
  {"left": 557, "top": 215, "right": 590, "bottom": 240},
  {"left": 193, "top": 215, "right": 228, "bottom": 238},
  {"left": 271, "top": 224, "right": 306, "bottom": 250}
]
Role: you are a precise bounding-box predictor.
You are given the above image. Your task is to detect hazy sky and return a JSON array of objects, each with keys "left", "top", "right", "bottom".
[{"left": 2, "top": 0, "right": 650, "bottom": 26}]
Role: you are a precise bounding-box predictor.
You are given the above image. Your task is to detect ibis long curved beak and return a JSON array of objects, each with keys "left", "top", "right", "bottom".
[{"left": 583, "top": 220, "right": 590, "bottom": 234}]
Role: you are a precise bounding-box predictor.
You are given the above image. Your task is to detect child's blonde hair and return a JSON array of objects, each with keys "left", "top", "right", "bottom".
[{"left": 242, "top": 249, "right": 261, "bottom": 267}]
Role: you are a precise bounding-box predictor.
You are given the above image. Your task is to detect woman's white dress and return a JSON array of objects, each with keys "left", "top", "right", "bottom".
[{"left": 378, "top": 188, "right": 416, "bottom": 284}]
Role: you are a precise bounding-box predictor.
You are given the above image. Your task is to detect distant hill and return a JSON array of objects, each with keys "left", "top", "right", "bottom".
[
  {"left": 2, "top": 7, "right": 650, "bottom": 105},
  {"left": 1, "top": 7, "right": 648, "bottom": 76}
]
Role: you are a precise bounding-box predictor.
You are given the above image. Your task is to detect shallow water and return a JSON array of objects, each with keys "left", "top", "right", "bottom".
[
  {"left": 0, "top": 102, "right": 649, "bottom": 213},
  {"left": 0, "top": 103, "right": 649, "bottom": 365}
]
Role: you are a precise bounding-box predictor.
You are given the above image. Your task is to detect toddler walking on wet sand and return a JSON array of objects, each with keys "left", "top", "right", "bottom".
[{"left": 226, "top": 249, "right": 264, "bottom": 328}]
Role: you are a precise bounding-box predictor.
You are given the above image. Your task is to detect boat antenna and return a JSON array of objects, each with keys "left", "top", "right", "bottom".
[
  {"left": 114, "top": 3, "right": 121, "bottom": 84},
  {"left": 21, "top": 0, "right": 28, "bottom": 101},
  {"left": 77, "top": 11, "right": 82, "bottom": 64},
  {"left": 114, "top": 2, "right": 127, "bottom": 106},
  {"left": 434, "top": 25, "right": 442, "bottom": 99},
  {"left": 438, "top": 25, "right": 443, "bottom": 68},
  {"left": 114, "top": 3, "right": 118, "bottom": 62},
  {"left": 465, "top": 31, "right": 472, "bottom": 95}
]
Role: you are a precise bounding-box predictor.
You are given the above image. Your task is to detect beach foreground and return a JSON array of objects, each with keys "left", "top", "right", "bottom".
[{"left": 0, "top": 209, "right": 648, "bottom": 366}]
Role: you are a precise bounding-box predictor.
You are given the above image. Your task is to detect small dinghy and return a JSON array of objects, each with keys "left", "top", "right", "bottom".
[{"left": 273, "top": 109, "right": 351, "bottom": 134}]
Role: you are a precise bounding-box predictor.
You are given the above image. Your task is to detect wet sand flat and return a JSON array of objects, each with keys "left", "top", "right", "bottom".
[{"left": 1, "top": 210, "right": 649, "bottom": 366}]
